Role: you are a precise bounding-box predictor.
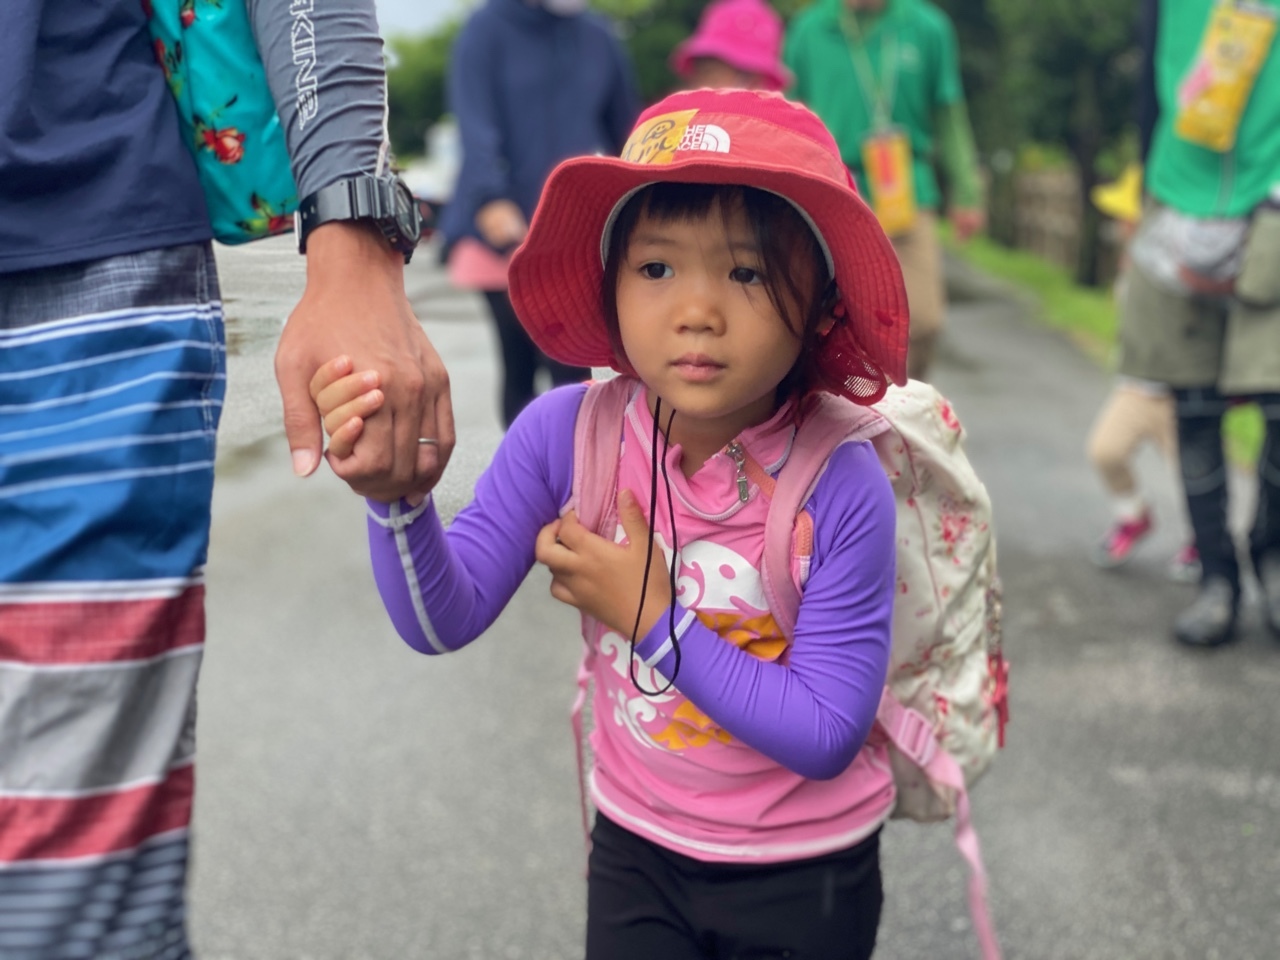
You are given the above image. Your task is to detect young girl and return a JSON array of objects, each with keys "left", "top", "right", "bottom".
[{"left": 314, "top": 89, "right": 910, "bottom": 959}]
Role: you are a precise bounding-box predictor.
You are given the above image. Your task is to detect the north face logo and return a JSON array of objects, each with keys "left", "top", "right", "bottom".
[{"left": 677, "top": 124, "right": 731, "bottom": 154}]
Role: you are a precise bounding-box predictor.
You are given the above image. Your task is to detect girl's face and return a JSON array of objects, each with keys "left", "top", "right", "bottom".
[
  {"left": 688, "top": 57, "right": 767, "bottom": 91},
  {"left": 615, "top": 198, "right": 807, "bottom": 440}
]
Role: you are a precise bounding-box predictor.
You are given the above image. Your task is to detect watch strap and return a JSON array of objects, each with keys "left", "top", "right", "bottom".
[
  {"left": 296, "top": 178, "right": 393, "bottom": 253},
  {"left": 295, "top": 175, "right": 422, "bottom": 265}
]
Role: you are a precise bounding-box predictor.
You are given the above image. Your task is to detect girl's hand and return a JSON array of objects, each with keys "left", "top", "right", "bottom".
[
  {"left": 309, "top": 355, "right": 386, "bottom": 460},
  {"left": 535, "top": 490, "right": 672, "bottom": 637}
]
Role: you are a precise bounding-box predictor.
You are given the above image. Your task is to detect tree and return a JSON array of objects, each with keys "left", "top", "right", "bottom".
[
  {"left": 986, "top": 0, "right": 1140, "bottom": 285},
  {"left": 386, "top": 23, "right": 461, "bottom": 160}
]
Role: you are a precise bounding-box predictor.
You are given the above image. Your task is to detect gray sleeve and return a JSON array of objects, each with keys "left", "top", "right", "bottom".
[{"left": 248, "top": 0, "right": 391, "bottom": 201}]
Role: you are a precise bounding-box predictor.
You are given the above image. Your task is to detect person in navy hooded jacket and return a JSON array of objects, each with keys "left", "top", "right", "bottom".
[{"left": 441, "top": 0, "right": 640, "bottom": 428}]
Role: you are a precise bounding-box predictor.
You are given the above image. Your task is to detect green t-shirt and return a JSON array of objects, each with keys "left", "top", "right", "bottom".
[
  {"left": 784, "top": 0, "right": 965, "bottom": 210},
  {"left": 1148, "top": 0, "right": 1280, "bottom": 217}
]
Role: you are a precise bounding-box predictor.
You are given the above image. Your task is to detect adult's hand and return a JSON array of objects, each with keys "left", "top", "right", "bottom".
[
  {"left": 950, "top": 206, "right": 986, "bottom": 243},
  {"left": 475, "top": 199, "right": 528, "bottom": 249},
  {"left": 275, "top": 221, "right": 455, "bottom": 502}
]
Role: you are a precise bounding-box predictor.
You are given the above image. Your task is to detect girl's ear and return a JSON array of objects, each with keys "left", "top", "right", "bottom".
[{"left": 818, "top": 298, "right": 847, "bottom": 337}]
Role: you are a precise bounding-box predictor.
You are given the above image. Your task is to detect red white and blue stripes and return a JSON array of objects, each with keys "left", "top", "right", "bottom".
[{"left": 0, "top": 243, "right": 223, "bottom": 959}]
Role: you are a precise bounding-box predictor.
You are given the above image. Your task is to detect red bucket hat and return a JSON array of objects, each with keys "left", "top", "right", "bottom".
[{"left": 508, "top": 88, "right": 910, "bottom": 403}]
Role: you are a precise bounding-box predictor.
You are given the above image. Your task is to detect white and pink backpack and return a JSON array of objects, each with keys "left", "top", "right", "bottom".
[{"left": 569, "top": 376, "right": 1008, "bottom": 959}]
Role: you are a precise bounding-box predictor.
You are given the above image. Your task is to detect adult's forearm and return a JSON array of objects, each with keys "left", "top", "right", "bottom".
[{"left": 249, "top": 0, "right": 390, "bottom": 199}]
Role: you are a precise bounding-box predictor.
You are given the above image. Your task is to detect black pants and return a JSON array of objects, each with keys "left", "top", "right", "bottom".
[
  {"left": 1174, "top": 387, "right": 1280, "bottom": 588},
  {"left": 483, "top": 290, "right": 588, "bottom": 428},
  {"left": 586, "top": 814, "right": 883, "bottom": 960}
]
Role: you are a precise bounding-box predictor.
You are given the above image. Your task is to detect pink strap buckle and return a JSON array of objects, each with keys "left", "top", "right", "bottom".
[{"left": 879, "top": 693, "right": 939, "bottom": 768}]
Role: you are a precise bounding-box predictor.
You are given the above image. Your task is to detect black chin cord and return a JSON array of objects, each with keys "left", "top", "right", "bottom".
[{"left": 627, "top": 399, "right": 682, "bottom": 697}]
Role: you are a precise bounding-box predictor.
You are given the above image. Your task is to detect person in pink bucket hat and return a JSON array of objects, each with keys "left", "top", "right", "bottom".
[
  {"left": 670, "top": 0, "right": 793, "bottom": 91},
  {"left": 309, "top": 88, "right": 916, "bottom": 957}
]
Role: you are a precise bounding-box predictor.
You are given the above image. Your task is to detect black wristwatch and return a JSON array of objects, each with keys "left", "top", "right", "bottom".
[{"left": 295, "top": 174, "right": 422, "bottom": 263}]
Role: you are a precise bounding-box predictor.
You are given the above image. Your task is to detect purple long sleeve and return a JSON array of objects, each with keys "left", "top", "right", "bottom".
[
  {"left": 366, "top": 384, "right": 583, "bottom": 654},
  {"left": 366, "top": 386, "right": 895, "bottom": 780},
  {"left": 634, "top": 439, "right": 895, "bottom": 780}
]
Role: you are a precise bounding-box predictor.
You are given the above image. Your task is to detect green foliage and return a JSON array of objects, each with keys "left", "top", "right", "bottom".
[
  {"left": 619, "top": 0, "right": 702, "bottom": 101},
  {"left": 986, "top": 0, "right": 1140, "bottom": 156},
  {"left": 386, "top": 23, "right": 461, "bottom": 160},
  {"left": 593, "top": 0, "right": 662, "bottom": 18},
  {"left": 935, "top": 0, "right": 1141, "bottom": 284},
  {"left": 1015, "top": 142, "right": 1075, "bottom": 173},
  {"left": 932, "top": 0, "right": 1010, "bottom": 152}
]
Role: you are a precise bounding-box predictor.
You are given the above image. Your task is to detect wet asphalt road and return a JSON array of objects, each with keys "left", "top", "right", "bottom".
[{"left": 189, "top": 237, "right": 1280, "bottom": 959}]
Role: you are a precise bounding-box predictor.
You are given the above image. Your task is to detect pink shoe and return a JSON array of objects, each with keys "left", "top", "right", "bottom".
[
  {"left": 1091, "top": 511, "right": 1153, "bottom": 568},
  {"left": 1167, "top": 544, "right": 1202, "bottom": 583}
]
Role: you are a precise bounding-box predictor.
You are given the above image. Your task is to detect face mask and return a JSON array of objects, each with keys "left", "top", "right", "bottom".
[{"left": 540, "top": 0, "right": 588, "bottom": 16}]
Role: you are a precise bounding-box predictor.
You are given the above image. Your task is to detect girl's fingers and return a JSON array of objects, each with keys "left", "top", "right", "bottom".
[
  {"left": 321, "top": 389, "right": 384, "bottom": 437},
  {"left": 315, "top": 369, "right": 381, "bottom": 418},
  {"left": 326, "top": 415, "right": 365, "bottom": 460},
  {"left": 534, "top": 520, "right": 566, "bottom": 565},
  {"left": 309, "top": 355, "right": 354, "bottom": 401},
  {"left": 548, "top": 578, "right": 577, "bottom": 608}
]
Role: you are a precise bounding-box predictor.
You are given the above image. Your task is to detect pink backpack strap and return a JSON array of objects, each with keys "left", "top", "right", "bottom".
[
  {"left": 570, "top": 376, "right": 634, "bottom": 535},
  {"left": 567, "top": 377, "right": 634, "bottom": 857},
  {"left": 760, "top": 393, "right": 888, "bottom": 640},
  {"left": 878, "top": 692, "right": 1002, "bottom": 959}
]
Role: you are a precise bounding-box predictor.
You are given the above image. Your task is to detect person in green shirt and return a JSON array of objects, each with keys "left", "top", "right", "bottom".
[
  {"left": 1120, "top": 0, "right": 1280, "bottom": 647},
  {"left": 784, "top": 0, "right": 984, "bottom": 381}
]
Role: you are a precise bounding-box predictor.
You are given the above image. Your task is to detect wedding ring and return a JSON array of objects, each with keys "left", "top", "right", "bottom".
[{"left": 417, "top": 437, "right": 439, "bottom": 446}]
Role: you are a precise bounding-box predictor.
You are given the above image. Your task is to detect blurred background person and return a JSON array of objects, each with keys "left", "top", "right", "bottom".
[
  {"left": 1120, "top": 0, "right": 1280, "bottom": 646},
  {"left": 784, "top": 0, "right": 984, "bottom": 381},
  {"left": 1085, "top": 164, "right": 1199, "bottom": 581},
  {"left": 440, "top": 0, "right": 640, "bottom": 428},
  {"left": 669, "top": 0, "right": 792, "bottom": 92}
]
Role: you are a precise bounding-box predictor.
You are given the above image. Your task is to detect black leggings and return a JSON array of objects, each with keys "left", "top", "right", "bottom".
[
  {"left": 483, "top": 290, "right": 588, "bottom": 428},
  {"left": 1174, "top": 387, "right": 1280, "bottom": 587},
  {"left": 586, "top": 814, "right": 883, "bottom": 960}
]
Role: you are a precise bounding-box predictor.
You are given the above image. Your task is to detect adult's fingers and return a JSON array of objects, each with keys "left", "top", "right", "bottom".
[
  {"left": 416, "top": 368, "right": 456, "bottom": 488},
  {"left": 276, "top": 348, "right": 323, "bottom": 477}
]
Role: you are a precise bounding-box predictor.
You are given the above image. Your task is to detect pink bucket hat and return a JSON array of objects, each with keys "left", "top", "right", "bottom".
[
  {"left": 508, "top": 89, "right": 910, "bottom": 403},
  {"left": 671, "top": 0, "right": 793, "bottom": 93}
]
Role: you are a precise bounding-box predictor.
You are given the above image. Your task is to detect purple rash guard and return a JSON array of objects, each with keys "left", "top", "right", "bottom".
[{"left": 366, "top": 383, "right": 896, "bottom": 781}]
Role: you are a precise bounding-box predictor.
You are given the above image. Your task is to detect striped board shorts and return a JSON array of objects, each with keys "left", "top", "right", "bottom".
[{"left": 0, "top": 243, "right": 224, "bottom": 959}]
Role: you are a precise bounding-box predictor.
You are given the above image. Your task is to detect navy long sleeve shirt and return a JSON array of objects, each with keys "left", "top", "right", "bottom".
[{"left": 439, "top": 0, "right": 640, "bottom": 251}]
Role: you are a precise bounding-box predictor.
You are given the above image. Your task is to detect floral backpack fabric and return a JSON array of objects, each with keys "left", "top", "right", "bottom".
[
  {"left": 570, "top": 376, "right": 1008, "bottom": 960},
  {"left": 146, "top": 0, "right": 297, "bottom": 243}
]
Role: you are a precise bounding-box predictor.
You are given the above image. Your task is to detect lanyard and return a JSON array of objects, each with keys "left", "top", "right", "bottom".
[{"left": 840, "top": 9, "right": 898, "bottom": 130}]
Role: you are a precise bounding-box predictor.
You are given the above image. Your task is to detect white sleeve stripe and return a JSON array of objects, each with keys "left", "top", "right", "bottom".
[
  {"left": 642, "top": 608, "right": 697, "bottom": 668},
  {"left": 642, "top": 638, "right": 673, "bottom": 669},
  {"left": 367, "top": 495, "right": 430, "bottom": 530},
  {"left": 387, "top": 501, "right": 448, "bottom": 655}
]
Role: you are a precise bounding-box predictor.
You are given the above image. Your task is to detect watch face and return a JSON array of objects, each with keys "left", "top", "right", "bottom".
[{"left": 393, "top": 181, "right": 420, "bottom": 239}]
